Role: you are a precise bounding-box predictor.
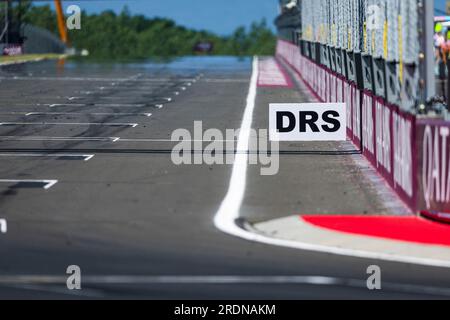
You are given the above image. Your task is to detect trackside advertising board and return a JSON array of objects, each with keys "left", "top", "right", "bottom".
[{"left": 269, "top": 103, "right": 347, "bottom": 141}]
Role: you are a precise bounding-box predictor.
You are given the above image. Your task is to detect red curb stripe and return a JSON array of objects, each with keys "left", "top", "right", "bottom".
[{"left": 301, "top": 215, "right": 450, "bottom": 247}]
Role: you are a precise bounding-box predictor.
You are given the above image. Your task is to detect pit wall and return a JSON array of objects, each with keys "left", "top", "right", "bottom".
[{"left": 275, "top": 39, "right": 446, "bottom": 214}]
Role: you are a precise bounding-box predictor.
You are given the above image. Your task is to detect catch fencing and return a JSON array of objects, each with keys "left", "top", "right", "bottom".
[{"left": 299, "top": 0, "right": 433, "bottom": 112}]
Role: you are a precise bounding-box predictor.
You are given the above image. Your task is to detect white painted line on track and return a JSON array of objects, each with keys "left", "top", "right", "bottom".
[
  {"left": 0, "top": 76, "right": 196, "bottom": 82},
  {"left": 214, "top": 56, "right": 258, "bottom": 237},
  {"left": 84, "top": 96, "right": 144, "bottom": 100},
  {"left": 23, "top": 112, "right": 152, "bottom": 117},
  {"left": 0, "top": 136, "right": 120, "bottom": 142},
  {"left": 0, "top": 275, "right": 345, "bottom": 285},
  {"left": 98, "top": 87, "right": 159, "bottom": 92},
  {"left": 0, "top": 153, "right": 95, "bottom": 161},
  {"left": 0, "top": 219, "right": 6, "bottom": 233},
  {"left": 0, "top": 112, "right": 151, "bottom": 117},
  {"left": 84, "top": 155, "right": 95, "bottom": 161},
  {"left": 46, "top": 103, "right": 147, "bottom": 108},
  {"left": 0, "top": 275, "right": 449, "bottom": 296},
  {"left": 213, "top": 56, "right": 450, "bottom": 269},
  {"left": 0, "top": 179, "right": 58, "bottom": 189},
  {"left": 0, "top": 122, "right": 138, "bottom": 128},
  {"left": 2, "top": 103, "right": 149, "bottom": 108},
  {"left": 5, "top": 283, "right": 104, "bottom": 298},
  {"left": 116, "top": 138, "right": 235, "bottom": 142}
]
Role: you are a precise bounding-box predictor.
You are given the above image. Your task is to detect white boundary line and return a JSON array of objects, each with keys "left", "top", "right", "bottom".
[
  {"left": 0, "top": 137, "right": 229, "bottom": 143},
  {"left": 0, "top": 111, "right": 152, "bottom": 117},
  {"left": 0, "top": 219, "right": 6, "bottom": 233},
  {"left": 0, "top": 122, "right": 138, "bottom": 128},
  {"left": 21, "top": 112, "right": 152, "bottom": 117},
  {"left": 116, "top": 138, "right": 236, "bottom": 142},
  {"left": 0, "top": 136, "right": 120, "bottom": 142},
  {"left": 1, "top": 275, "right": 450, "bottom": 296},
  {"left": 0, "top": 103, "right": 150, "bottom": 108},
  {"left": 45, "top": 103, "right": 147, "bottom": 108},
  {"left": 0, "top": 76, "right": 196, "bottom": 82},
  {"left": 213, "top": 56, "right": 450, "bottom": 269},
  {"left": 0, "top": 179, "right": 58, "bottom": 189},
  {"left": 0, "top": 275, "right": 347, "bottom": 285},
  {"left": 0, "top": 153, "right": 95, "bottom": 161}
]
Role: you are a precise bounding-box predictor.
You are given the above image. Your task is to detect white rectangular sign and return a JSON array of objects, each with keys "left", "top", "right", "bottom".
[{"left": 269, "top": 103, "right": 347, "bottom": 141}]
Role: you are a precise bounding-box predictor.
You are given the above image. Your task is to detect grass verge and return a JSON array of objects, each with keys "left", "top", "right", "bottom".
[{"left": 0, "top": 53, "right": 67, "bottom": 66}]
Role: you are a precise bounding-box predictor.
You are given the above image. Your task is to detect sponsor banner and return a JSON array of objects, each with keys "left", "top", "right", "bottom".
[
  {"left": 269, "top": 103, "right": 347, "bottom": 141},
  {"left": 350, "top": 83, "right": 361, "bottom": 146},
  {"left": 374, "top": 97, "right": 393, "bottom": 182},
  {"left": 344, "top": 81, "right": 353, "bottom": 138},
  {"left": 331, "top": 73, "right": 337, "bottom": 103},
  {"left": 336, "top": 76, "right": 344, "bottom": 103},
  {"left": 391, "top": 105, "right": 416, "bottom": 208},
  {"left": 371, "top": 98, "right": 416, "bottom": 209},
  {"left": 417, "top": 120, "right": 450, "bottom": 212},
  {"left": 362, "top": 90, "right": 376, "bottom": 166}
]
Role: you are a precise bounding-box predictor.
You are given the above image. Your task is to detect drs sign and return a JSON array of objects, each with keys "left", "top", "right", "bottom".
[{"left": 269, "top": 103, "right": 347, "bottom": 141}]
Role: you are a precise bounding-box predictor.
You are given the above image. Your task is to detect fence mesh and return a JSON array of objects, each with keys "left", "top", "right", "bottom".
[{"left": 301, "top": 0, "right": 420, "bottom": 62}]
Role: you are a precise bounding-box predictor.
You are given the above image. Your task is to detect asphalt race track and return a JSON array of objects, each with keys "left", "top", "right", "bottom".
[{"left": 0, "top": 57, "right": 450, "bottom": 299}]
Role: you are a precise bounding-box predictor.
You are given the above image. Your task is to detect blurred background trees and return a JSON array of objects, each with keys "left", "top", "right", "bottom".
[{"left": 19, "top": 4, "right": 276, "bottom": 60}]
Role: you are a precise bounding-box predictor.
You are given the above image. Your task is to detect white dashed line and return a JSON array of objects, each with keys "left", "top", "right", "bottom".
[
  {"left": 0, "top": 76, "right": 196, "bottom": 82},
  {"left": 0, "top": 179, "right": 58, "bottom": 189},
  {"left": 0, "top": 136, "right": 120, "bottom": 142},
  {"left": 22, "top": 112, "right": 152, "bottom": 117},
  {"left": 0, "top": 219, "right": 6, "bottom": 233},
  {"left": 45, "top": 103, "right": 147, "bottom": 108},
  {"left": 115, "top": 138, "right": 235, "bottom": 142},
  {"left": 0, "top": 122, "right": 138, "bottom": 128},
  {"left": 0, "top": 153, "right": 95, "bottom": 161}
]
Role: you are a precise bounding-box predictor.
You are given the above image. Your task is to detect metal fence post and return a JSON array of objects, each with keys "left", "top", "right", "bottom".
[{"left": 423, "top": 0, "right": 436, "bottom": 101}]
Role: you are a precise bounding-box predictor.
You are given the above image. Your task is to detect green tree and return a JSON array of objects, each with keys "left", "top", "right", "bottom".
[{"left": 16, "top": 5, "right": 276, "bottom": 60}]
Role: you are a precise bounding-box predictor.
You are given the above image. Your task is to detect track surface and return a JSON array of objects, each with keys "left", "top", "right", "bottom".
[{"left": 0, "top": 57, "right": 450, "bottom": 299}]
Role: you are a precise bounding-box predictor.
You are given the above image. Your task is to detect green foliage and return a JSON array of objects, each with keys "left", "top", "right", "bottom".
[{"left": 20, "top": 4, "right": 276, "bottom": 60}]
